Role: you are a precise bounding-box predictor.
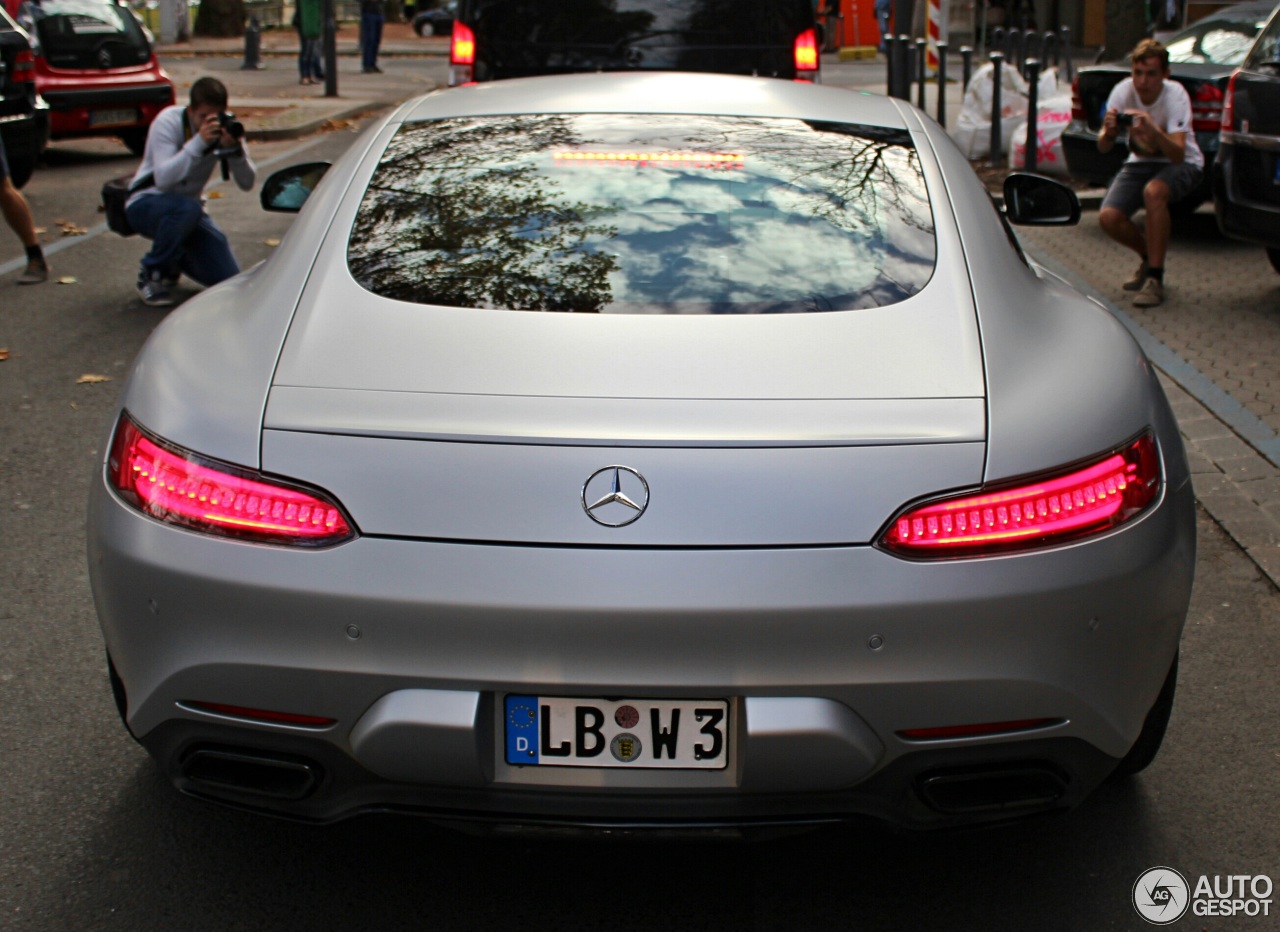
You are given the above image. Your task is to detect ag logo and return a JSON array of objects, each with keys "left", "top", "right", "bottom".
[{"left": 1133, "top": 867, "right": 1190, "bottom": 924}]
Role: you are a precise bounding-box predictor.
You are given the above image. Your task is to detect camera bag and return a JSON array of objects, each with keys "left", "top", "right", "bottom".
[{"left": 101, "top": 172, "right": 153, "bottom": 238}]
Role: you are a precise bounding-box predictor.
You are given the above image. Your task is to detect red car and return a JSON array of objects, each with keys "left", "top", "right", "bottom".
[{"left": 17, "top": 0, "right": 173, "bottom": 154}]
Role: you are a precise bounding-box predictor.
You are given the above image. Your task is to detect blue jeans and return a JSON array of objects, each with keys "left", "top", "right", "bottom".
[
  {"left": 125, "top": 192, "right": 240, "bottom": 287},
  {"left": 361, "top": 10, "right": 383, "bottom": 69},
  {"left": 299, "top": 36, "right": 323, "bottom": 80}
]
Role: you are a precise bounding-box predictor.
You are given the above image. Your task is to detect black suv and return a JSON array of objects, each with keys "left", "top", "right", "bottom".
[
  {"left": 0, "top": 5, "right": 48, "bottom": 188},
  {"left": 447, "top": 0, "right": 819, "bottom": 86},
  {"left": 1214, "top": 5, "right": 1280, "bottom": 274}
]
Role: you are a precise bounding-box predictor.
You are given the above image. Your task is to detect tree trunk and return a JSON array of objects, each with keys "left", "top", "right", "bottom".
[
  {"left": 1102, "top": 0, "right": 1146, "bottom": 61},
  {"left": 194, "top": 0, "right": 247, "bottom": 37}
]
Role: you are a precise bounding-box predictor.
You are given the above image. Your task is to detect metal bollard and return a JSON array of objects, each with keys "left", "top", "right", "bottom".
[
  {"left": 916, "top": 38, "right": 927, "bottom": 109},
  {"left": 960, "top": 45, "right": 973, "bottom": 94},
  {"left": 1042, "top": 31, "right": 1060, "bottom": 71},
  {"left": 1025, "top": 30, "right": 1041, "bottom": 71},
  {"left": 241, "top": 16, "right": 265, "bottom": 70},
  {"left": 1024, "top": 58, "right": 1040, "bottom": 173},
  {"left": 1060, "top": 26, "right": 1074, "bottom": 85},
  {"left": 897, "top": 35, "right": 912, "bottom": 100},
  {"left": 989, "top": 52, "right": 1004, "bottom": 167},
  {"left": 1013, "top": 28, "right": 1026, "bottom": 78},
  {"left": 936, "top": 41, "right": 948, "bottom": 128},
  {"left": 991, "top": 26, "right": 1005, "bottom": 57}
]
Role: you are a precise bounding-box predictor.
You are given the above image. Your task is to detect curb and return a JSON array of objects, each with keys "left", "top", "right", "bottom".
[{"left": 243, "top": 98, "right": 400, "bottom": 140}]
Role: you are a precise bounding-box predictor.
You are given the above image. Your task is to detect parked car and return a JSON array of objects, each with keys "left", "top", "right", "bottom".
[
  {"left": 1062, "top": 0, "right": 1279, "bottom": 209},
  {"left": 87, "top": 71, "right": 1197, "bottom": 833},
  {"left": 447, "top": 0, "right": 819, "bottom": 86},
  {"left": 1213, "top": 4, "right": 1280, "bottom": 274},
  {"left": 0, "top": 4, "right": 47, "bottom": 187},
  {"left": 412, "top": 0, "right": 454, "bottom": 36},
  {"left": 17, "top": 0, "right": 174, "bottom": 154}
]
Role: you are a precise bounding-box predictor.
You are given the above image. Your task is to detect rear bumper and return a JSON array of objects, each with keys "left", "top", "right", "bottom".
[
  {"left": 42, "top": 81, "right": 173, "bottom": 137},
  {"left": 89, "top": 462, "right": 1196, "bottom": 829}
]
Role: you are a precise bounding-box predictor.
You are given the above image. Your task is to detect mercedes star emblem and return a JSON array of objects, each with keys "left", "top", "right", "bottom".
[{"left": 582, "top": 466, "right": 649, "bottom": 527}]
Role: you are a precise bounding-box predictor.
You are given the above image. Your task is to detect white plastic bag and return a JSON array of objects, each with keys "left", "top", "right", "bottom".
[
  {"left": 1007, "top": 92, "right": 1072, "bottom": 174},
  {"left": 952, "top": 62, "right": 1032, "bottom": 159}
]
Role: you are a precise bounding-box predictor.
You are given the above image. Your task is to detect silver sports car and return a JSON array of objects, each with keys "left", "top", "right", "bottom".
[{"left": 87, "top": 71, "right": 1196, "bottom": 832}]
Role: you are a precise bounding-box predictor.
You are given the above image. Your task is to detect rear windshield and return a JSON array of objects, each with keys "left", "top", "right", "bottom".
[
  {"left": 348, "top": 114, "right": 935, "bottom": 314},
  {"left": 1245, "top": 11, "right": 1280, "bottom": 67},
  {"left": 1164, "top": 13, "right": 1267, "bottom": 66},
  {"left": 23, "top": 0, "right": 150, "bottom": 67}
]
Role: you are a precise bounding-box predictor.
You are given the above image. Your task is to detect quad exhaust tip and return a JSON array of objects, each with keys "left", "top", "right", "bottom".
[{"left": 181, "top": 746, "right": 321, "bottom": 801}]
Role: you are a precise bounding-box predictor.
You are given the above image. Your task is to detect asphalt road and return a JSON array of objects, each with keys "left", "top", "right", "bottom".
[{"left": 2, "top": 80, "right": 1279, "bottom": 932}]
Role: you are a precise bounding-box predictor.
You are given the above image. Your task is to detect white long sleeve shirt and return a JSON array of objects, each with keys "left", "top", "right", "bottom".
[{"left": 127, "top": 104, "right": 256, "bottom": 205}]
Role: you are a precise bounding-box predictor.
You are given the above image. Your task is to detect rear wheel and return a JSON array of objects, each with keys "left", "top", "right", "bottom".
[
  {"left": 1111, "top": 652, "right": 1178, "bottom": 778},
  {"left": 120, "top": 127, "right": 148, "bottom": 156},
  {"left": 1267, "top": 247, "right": 1280, "bottom": 275}
]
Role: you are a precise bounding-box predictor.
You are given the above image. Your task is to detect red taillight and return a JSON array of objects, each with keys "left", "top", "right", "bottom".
[
  {"left": 109, "top": 413, "right": 355, "bottom": 546},
  {"left": 880, "top": 433, "right": 1160, "bottom": 558},
  {"left": 451, "top": 20, "right": 475, "bottom": 65},
  {"left": 185, "top": 702, "right": 336, "bottom": 728},
  {"left": 899, "top": 718, "right": 1061, "bottom": 741},
  {"left": 794, "top": 27, "right": 819, "bottom": 72},
  {"left": 1070, "top": 74, "right": 1084, "bottom": 122},
  {"left": 12, "top": 48, "right": 35, "bottom": 83},
  {"left": 1190, "top": 80, "right": 1224, "bottom": 132},
  {"left": 1221, "top": 71, "right": 1238, "bottom": 131}
]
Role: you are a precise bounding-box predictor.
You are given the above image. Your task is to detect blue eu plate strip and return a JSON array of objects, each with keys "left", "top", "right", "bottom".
[{"left": 505, "top": 695, "right": 539, "bottom": 765}]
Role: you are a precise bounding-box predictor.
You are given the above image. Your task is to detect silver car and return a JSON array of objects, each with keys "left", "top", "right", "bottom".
[{"left": 87, "top": 71, "right": 1196, "bottom": 832}]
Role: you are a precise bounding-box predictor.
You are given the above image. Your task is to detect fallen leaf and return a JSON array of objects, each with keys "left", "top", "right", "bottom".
[
  {"left": 207, "top": 190, "right": 223, "bottom": 199},
  {"left": 264, "top": 238, "right": 281, "bottom": 247},
  {"left": 34, "top": 227, "right": 46, "bottom": 235},
  {"left": 58, "top": 276, "right": 78, "bottom": 284},
  {"left": 69, "top": 402, "right": 78, "bottom": 410},
  {"left": 77, "top": 373, "right": 112, "bottom": 384},
  {"left": 0, "top": 348, "right": 9, "bottom": 361}
]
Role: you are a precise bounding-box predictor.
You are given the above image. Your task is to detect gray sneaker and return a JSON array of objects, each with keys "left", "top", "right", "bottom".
[
  {"left": 16, "top": 258, "right": 48, "bottom": 285},
  {"left": 136, "top": 271, "right": 175, "bottom": 307},
  {"left": 1123, "top": 260, "right": 1150, "bottom": 291},
  {"left": 1132, "top": 277, "right": 1164, "bottom": 308}
]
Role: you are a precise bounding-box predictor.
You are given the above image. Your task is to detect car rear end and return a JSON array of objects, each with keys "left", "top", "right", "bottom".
[
  {"left": 0, "top": 6, "right": 47, "bottom": 188},
  {"left": 21, "top": 0, "right": 174, "bottom": 153},
  {"left": 87, "top": 75, "right": 1194, "bottom": 832},
  {"left": 1213, "top": 8, "right": 1280, "bottom": 260},
  {"left": 448, "top": 0, "right": 819, "bottom": 86}
]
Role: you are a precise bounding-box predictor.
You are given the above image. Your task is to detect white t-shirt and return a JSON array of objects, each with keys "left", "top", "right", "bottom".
[{"left": 1105, "top": 77, "right": 1204, "bottom": 169}]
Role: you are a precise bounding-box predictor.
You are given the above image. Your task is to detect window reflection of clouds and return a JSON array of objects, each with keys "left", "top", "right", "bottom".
[{"left": 349, "top": 113, "right": 934, "bottom": 314}]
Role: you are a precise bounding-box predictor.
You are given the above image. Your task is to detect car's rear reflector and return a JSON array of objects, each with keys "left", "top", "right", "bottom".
[
  {"left": 899, "top": 718, "right": 1062, "bottom": 740},
  {"left": 795, "top": 28, "right": 819, "bottom": 72},
  {"left": 880, "top": 433, "right": 1160, "bottom": 557},
  {"left": 13, "top": 49, "right": 35, "bottom": 83},
  {"left": 109, "top": 412, "right": 355, "bottom": 546},
  {"left": 1070, "top": 75, "right": 1084, "bottom": 122},
  {"left": 1221, "top": 71, "right": 1238, "bottom": 131},
  {"left": 1190, "top": 80, "right": 1224, "bottom": 133},
  {"left": 451, "top": 20, "right": 475, "bottom": 65},
  {"left": 185, "top": 701, "right": 337, "bottom": 728}
]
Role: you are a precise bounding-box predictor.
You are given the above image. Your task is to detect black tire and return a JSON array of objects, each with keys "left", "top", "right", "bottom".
[
  {"left": 1111, "top": 652, "right": 1178, "bottom": 778},
  {"left": 120, "top": 127, "right": 148, "bottom": 156},
  {"left": 1267, "top": 247, "right": 1280, "bottom": 275},
  {"left": 414, "top": 18, "right": 428, "bottom": 36}
]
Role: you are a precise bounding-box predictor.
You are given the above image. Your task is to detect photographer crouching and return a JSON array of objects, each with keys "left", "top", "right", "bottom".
[{"left": 125, "top": 77, "right": 256, "bottom": 307}]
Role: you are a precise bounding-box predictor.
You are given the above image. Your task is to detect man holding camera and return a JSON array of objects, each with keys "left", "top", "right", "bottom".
[
  {"left": 125, "top": 77, "right": 256, "bottom": 307},
  {"left": 1096, "top": 38, "right": 1203, "bottom": 309}
]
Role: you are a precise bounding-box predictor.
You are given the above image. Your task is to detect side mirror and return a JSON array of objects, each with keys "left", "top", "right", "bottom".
[
  {"left": 261, "top": 162, "right": 332, "bottom": 213},
  {"left": 1002, "top": 173, "right": 1081, "bottom": 226}
]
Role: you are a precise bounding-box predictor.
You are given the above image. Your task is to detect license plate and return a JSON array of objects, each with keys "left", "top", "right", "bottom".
[
  {"left": 505, "top": 695, "right": 729, "bottom": 769},
  {"left": 90, "top": 109, "right": 138, "bottom": 127}
]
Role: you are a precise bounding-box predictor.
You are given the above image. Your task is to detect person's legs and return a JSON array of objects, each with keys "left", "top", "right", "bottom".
[
  {"left": 177, "top": 212, "right": 240, "bottom": 288},
  {"left": 126, "top": 193, "right": 204, "bottom": 278},
  {"left": 361, "top": 12, "right": 377, "bottom": 69},
  {"left": 1099, "top": 162, "right": 1159, "bottom": 288},
  {"left": 1141, "top": 178, "right": 1171, "bottom": 270},
  {"left": 0, "top": 136, "right": 47, "bottom": 284}
]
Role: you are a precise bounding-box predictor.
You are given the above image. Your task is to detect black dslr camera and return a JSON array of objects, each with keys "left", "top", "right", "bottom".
[
  {"left": 217, "top": 111, "right": 246, "bottom": 140},
  {"left": 1117, "top": 112, "right": 1135, "bottom": 128}
]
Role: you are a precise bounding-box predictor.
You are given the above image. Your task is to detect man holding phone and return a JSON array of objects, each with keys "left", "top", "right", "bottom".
[
  {"left": 1096, "top": 38, "right": 1203, "bottom": 308},
  {"left": 125, "top": 77, "right": 256, "bottom": 307}
]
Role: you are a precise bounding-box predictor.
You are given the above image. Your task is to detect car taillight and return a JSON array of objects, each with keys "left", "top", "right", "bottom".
[
  {"left": 880, "top": 432, "right": 1160, "bottom": 558},
  {"left": 1190, "top": 80, "right": 1224, "bottom": 132},
  {"left": 12, "top": 48, "right": 35, "bottom": 83},
  {"left": 108, "top": 412, "right": 355, "bottom": 546},
  {"left": 1070, "top": 74, "right": 1084, "bottom": 121},
  {"left": 794, "top": 28, "right": 819, "bottom": 73},
  {"left": 1221, "top": 71, "right": 1238, "bottom": 131},
  {"left": 451, "top": 20, "right": 475, "bottom": 65}
]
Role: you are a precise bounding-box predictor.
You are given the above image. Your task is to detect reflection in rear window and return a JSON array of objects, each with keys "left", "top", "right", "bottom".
[
  {"left": 348, "top": 114, "right": 935, "bottom": 314},
  {"left": 24, "top": 0, "right": 150, "bottom": 65}
]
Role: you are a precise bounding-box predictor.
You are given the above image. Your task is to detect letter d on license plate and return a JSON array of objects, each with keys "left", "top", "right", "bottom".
[{"left": 505, "top": 695, "right": 729, "bottom": 769}]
